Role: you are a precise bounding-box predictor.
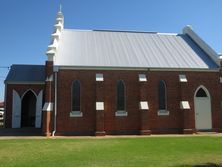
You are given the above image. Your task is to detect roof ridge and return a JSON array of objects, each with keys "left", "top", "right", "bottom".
[
  {"left": 93, "top": 29, "right": 157, "bottom": 34},
  {"left": 63, "top": 28, "right": 179, "bottom": 35}
]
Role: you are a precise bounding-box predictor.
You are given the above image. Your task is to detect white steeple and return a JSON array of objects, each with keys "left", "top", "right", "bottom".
[{"left": 46, "top": 5, "right": 64, "bottom": 61}]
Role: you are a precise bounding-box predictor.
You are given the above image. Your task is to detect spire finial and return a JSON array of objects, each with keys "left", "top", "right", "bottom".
[{"left": 59, "top": 4, "right": 62, "bottom": 12}]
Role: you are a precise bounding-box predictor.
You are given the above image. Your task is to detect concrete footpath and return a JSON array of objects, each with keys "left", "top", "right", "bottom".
[{"left": 0, "top": 133, "right": 221, "bottom": 140}]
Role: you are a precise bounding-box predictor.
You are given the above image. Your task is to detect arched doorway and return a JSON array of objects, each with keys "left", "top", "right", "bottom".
[
  {"left": 21, "top": 90, "right": 36, "bottom": 127},
  {"left": 194, "top": 86, "right": 212, "bottom": 130}
]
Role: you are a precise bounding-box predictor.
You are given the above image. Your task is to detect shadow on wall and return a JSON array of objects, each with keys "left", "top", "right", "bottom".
[{"left": 174, "top": 163, "right": 222, "bottom": 167}]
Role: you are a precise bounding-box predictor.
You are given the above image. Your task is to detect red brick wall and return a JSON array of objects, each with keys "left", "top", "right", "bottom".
[
  {"left": 181, "top": 71, "right": 222, "bottom": 132},
  {"left": 5, "top": 69, "right": 222, "bottom": 135},
  {"left": 5, "top": 84, "right": 44, "bottom": 128},
  {"left": 56, "top": 70, "right": 96, "bottom": 135},
  {"left": 55, "top": 69, "right": 222, "bottom": 135}
]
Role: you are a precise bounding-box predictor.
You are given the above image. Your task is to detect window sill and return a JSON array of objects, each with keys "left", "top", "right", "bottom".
[
  {"left": 70, "top": 111, "right": 83, "bottom": 117},
  {"left": 115, "top": 110, "right": 128, "bottom": 117},
  {"left": 157, "top": 110, "right": 169, "bottom": 116}
]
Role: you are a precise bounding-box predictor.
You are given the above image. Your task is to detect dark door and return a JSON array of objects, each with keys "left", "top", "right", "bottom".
[{"left": 21, "top": 91, "right": 36, "bottom": 127}]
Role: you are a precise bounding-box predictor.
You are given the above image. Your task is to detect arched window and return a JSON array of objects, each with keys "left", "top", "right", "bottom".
[
  {"left": 196, "top": 88, "right": 207, "bottom": 97},
  {"left": 72, "top": 81, "right": 80, "bottom": 111},
  {"left": 117, "top": 80, "right": 125, "bottom": 111},
  {"left": 158, "top": 80, "right": 167, "bottom": 110}
]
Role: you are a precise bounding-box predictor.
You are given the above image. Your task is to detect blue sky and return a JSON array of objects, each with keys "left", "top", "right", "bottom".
[{"left": 0, "top": 0, "right": 221, "bottom": 101}]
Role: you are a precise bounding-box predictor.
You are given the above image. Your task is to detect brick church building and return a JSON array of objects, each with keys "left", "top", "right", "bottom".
[{"left": 4, "top": 9, "right": 222, "bottom": 136}]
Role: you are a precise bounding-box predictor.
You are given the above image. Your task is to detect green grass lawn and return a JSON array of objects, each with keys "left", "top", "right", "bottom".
[{"left": 0, "top": 136, "right": 222, "bottom": 167}]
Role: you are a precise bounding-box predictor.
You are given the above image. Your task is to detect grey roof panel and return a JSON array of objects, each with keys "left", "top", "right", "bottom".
[
  {"left": 54, "top": 29, "right": 218, "bottom": 69},
  {"left": 5, "top": 65, "right": 45, "bottom": 83}
]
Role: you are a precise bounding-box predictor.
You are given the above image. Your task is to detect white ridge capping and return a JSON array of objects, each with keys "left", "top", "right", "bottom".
[{"left": 183, "top": 25, "right": 220, "bottom": 66}]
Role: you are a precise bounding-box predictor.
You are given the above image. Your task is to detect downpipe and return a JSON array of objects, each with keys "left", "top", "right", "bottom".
[{"left": 52, "top": 70, "right": 58, "bottom": 137}]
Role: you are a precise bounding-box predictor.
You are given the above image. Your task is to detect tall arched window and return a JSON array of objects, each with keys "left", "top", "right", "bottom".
[
  {"left": 72, "top": 80, "right": 80, "bottom": 111},
  {"left": 117, "top": 80, "right": 125, "bottom": 111},
  {"left": 158, "top": 80, "right": 167, "bottom": 110}
]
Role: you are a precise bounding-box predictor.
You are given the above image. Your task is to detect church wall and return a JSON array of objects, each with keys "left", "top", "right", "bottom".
[
  {"left": 4, "top": 69, "right": 222, "bottom": 135},
  {"left": 55, "top": 69, "right": 222, "bottom": 135}
]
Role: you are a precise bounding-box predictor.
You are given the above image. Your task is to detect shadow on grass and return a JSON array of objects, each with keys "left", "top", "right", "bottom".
[{"left": 175, "top": 163, "right": 222, "bottom": 167}]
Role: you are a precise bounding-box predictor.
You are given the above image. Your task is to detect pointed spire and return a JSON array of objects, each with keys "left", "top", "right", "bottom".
[
  {"left": 56, "top": 4, "right": 64, "bottom": 29},
  {"left": 46, "top": 5, "right": 65, "bottom": 60},
  {"left": 59, "top": 4, "right": 62, "bottom": 12}
]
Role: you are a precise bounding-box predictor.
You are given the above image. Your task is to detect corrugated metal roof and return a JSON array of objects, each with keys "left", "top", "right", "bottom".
[
  {"left": 5, "top": 65, "right": 45, "bottom": 83},
  {"left": 54, "top": 29, "right": 218, "bottom": 69}
]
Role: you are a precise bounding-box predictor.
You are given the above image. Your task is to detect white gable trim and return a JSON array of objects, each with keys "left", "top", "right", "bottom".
[{"left": 183, "top": 25, "right": 219, "bottom": 66}]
